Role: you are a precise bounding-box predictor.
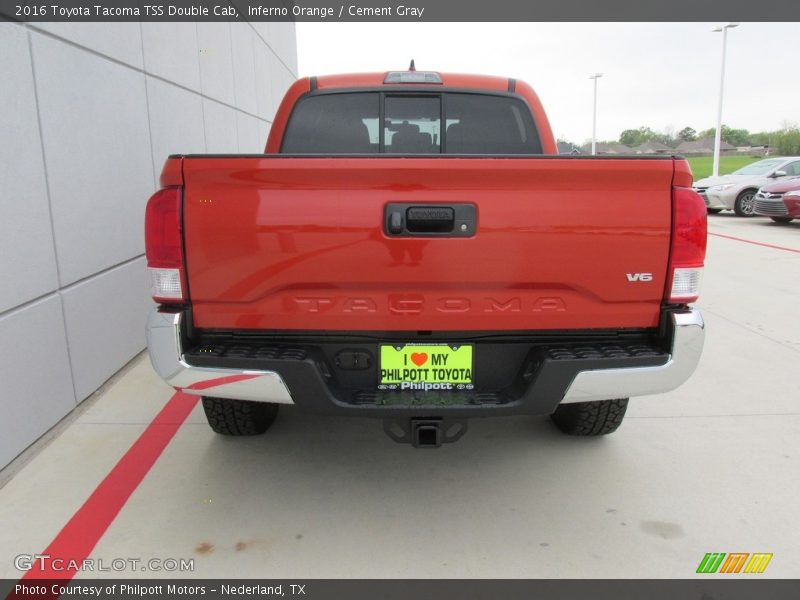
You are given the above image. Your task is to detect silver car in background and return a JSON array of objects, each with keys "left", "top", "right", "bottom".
[{"left": 693, "top": 157, "right": 800, "bottom": 216}]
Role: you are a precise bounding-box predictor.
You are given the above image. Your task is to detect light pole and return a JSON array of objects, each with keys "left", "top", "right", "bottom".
[
  {"left": 589, "top": 73, "right": 603, "bottom": 155},
  {"left": 712, "top": 23, "right": 739, "bottom": 177}
]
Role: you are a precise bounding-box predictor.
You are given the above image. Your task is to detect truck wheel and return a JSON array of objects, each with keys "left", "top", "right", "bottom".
[
  {"left": 550, "top": 398, "right": 628, "bottom": 436},
  {"left": 770, "top": 217, "right": 793, "bottom": 224},
  {"left": 201, "top": 397, "right": 279, "bottom": 435},
  {"left": 733, "top": 190, "right": 757, "bottom": 217}
]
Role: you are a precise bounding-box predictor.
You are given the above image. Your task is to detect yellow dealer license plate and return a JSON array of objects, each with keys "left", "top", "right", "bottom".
[{"left": 379, "top": 344, "right": 473, "bottom": 391}]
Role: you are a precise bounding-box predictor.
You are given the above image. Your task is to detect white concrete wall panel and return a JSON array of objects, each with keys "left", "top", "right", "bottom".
[
  {"left": 250, "top": 21, "right": 271, "bottom": 51},
  {"left": 285, "top": 26, "right": 298, "bottom": 76},
  {"left": 229, "top": 23, "right": 259, "bottom": 115},
  {"left": 31, "top": 33, "right": 154, "bottom": 286},
  {"left": 33, "top": 23, "right": 144, "bottom": 69},
  {"left": 197, "top": 23, "right": 236, "bottom": 106},
  {"left": 61, "top": 258, "right": 152, "bottom": 401},
  {"left": 0, "top": 297, "right": 75, "bottom": 468},
  {"left": 146, "top": 76, "right": 206, "bottom": 174},
  {"left": 140, "top": 23, "right": 201, "bottom": 92},
  {"left": 236, "top": 112, "right": 263, "bottom": 153},
  {"left": 203, "top": 99, "right": 239, "bottom": 153},
  {"left": 1, "top": 22, "right": 297, "bottom": 468},
  {"left": 258, "top": 121, "right": 271, "bottom": 152},
  {"left": 0, "top": 25, "right": 59, "bottom": 313},
  {"left": 254, "top": 42, "right": 274, "bottom": 121},
  {"left": 268, "top": 22, "right": 298, "bottom": 76}
]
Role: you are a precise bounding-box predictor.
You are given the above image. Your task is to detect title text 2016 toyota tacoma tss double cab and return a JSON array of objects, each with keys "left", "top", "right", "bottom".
[{"left": 145, "top": 69, "right": 707, "bottom": 447}]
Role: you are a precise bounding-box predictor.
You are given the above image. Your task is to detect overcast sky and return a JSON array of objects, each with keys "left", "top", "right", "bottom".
[{"left": 296, "top": 22, "right": 800, "bottom": 144}]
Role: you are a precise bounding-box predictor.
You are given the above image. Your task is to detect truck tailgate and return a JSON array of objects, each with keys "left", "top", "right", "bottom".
[{"left": 182, "top": 156, "right": 675, "bottom": 331}]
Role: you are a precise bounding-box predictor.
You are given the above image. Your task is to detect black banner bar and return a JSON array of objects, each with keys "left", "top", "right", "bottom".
[
  {"left": 3, "top": 579, "right": 800, "bottom": 600},
  {"left": 2, "top": 0, "right": 799, "bottom": 22}
]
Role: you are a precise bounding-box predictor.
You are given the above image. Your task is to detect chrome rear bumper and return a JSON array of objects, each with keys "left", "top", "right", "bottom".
[
  {"left": 560, "top": 309, "right": 705, "bottom": 403},
  {"left": 146, "top": 309, "right": 294, "bottom": 404},
  {"left": 147, "top": 307, "right": 704, "bottom": 408}
]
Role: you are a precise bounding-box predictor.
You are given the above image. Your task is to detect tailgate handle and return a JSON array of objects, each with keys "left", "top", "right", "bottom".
[
  {"left": 406, "top": 207, "right": 454, "bottom": 233},
  {"left": 385, "top": 203, "right": 476, "bottom": 237}
]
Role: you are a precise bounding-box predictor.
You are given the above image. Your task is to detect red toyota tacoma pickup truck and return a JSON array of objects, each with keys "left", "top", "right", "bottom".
[{"left": 145, "top": 70, "right": 707, "bottom": 447}]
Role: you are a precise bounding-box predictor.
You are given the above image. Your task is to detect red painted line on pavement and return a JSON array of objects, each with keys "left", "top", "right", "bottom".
[
  {"left": 709, "top": 232, "right": 800, "bottom": 254},
  {"left": 15, "top": 392, "right": 198, "bottom": 589},
  {"left": 182, "top": 373, "right": 260, "bottom": 391}
]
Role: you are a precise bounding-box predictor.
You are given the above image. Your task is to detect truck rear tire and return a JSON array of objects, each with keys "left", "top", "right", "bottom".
[
  {"left": 201, "top": 397, "right": 279, "bottom": 436},
  {"left": 550, "top": 398, "right": 628, "bottom": 436}
]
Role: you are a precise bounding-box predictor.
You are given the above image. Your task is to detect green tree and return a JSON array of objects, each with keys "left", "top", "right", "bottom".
[
  {"left": 654, "top": 132, "right": 677, "bottom": 147},
  {"left": 619, "top": 126, "right": 658, "bottom": 147},
  {"left": 697, "top": 127, "right": 715, "bottom": 139},
  {"left": 618, "top": 129, "right": 639, "bottom": 146},
  {"left": 748, "top": 131, "right": 772, "bottom": 147},
  {"left": 678, "top": 127, "right": 697, "bottom": 142},
  {"left": 695, "top": 125, "right": 750, "bottom": 146},
  {"left": 724, "top": 127, "right": 751, "bottom": 147},
  {"left": 774, "top": 128, "right": 800, "bottom": 155}
]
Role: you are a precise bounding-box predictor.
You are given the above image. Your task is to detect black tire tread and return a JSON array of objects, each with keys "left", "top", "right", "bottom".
[
  {"left": 202, "top": 397, "right": 278, "bottom": 436},
  {"left": 770, "top": 216, "right": 793, "bottom": 223},
  {"left": 550, "top": 398, "right": 629, "bottom": 436}
]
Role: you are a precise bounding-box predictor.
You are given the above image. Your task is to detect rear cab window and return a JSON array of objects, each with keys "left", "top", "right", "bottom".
[{"left": 281, "top": 91, "right": 543, "bottom": 155}]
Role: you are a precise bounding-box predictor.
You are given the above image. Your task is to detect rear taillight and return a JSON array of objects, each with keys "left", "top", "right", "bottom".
[
  {"left": 145, "top": 187, "right": 185, "bottom": 304},
  {"left": 666, "top": 186, "right": 707, "bottom": 303}
]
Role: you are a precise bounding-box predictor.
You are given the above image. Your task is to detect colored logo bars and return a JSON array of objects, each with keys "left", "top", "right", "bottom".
[{"left": 696, "top": 552, "right": 773, "bottom": 574}]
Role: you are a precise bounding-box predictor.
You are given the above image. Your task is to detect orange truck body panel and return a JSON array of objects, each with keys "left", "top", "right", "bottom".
[{"left": 180, "top": 156, "right": 676, "bottom": 331}]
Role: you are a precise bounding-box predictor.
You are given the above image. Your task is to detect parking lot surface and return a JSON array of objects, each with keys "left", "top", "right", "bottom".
[{"left": 1, "top": 214, "right": 798, "bottom": 579}]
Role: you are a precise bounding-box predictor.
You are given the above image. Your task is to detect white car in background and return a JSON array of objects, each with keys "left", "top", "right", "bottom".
[{"left": 693, "top": 157, "right": 800, "bottom": 216}]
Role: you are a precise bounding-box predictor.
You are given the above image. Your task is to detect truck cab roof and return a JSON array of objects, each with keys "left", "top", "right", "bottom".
[
  {"left": 311, "top": 71, "right": 512, "bottom": 91},
  {"left": 265, "top": 71, "right": 557, "bottom": 154}
]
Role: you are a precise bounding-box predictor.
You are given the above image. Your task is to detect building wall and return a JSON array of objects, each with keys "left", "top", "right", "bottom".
[{"left": 0, "top": 21, "right": 297, "bottom": 469}]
